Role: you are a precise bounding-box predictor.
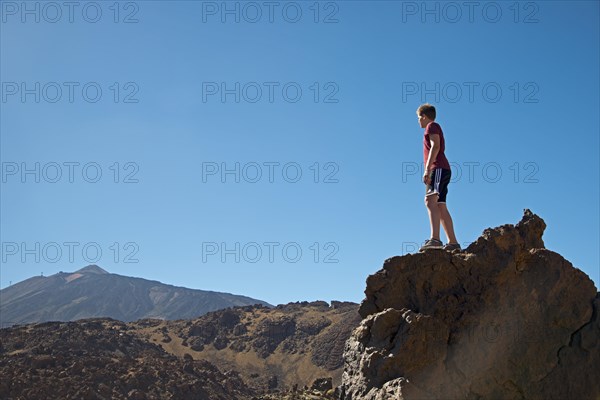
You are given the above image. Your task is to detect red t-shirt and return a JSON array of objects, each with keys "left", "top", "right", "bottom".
[{"left": 423, "top": 122, "right": 451, "bottom": 170}]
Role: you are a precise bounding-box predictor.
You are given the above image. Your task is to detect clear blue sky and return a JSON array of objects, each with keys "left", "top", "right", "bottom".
[{"left": 1, "top": 0, "right": 598, "bottom": 306}]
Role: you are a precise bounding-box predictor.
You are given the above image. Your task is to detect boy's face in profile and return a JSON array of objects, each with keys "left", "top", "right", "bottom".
[{"left": 417, "top": 113, "right": 432, "bottom": 129}]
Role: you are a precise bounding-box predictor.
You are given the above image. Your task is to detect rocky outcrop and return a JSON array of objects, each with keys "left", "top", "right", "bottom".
[{"left": 340, "top": 210, "right": 599, "bottom": 399}]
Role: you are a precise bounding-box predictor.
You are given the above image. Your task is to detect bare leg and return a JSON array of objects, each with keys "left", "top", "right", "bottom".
[
  {"left": 424, "top": 194, "right": 441, "bottom": 240},
  {"left": 438, "top": 203, "right": 458, "bottom": 244}
]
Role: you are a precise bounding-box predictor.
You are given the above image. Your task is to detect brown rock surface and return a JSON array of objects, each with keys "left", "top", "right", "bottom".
[
  {"left": 340, "top": 209, "right": 599, "bottom": 399},
  {"left": 0, "top": 319, "right": 254, "bottom": 399},
  {"left": 152, "top": 300, "right": 361, "bottom": 393},
  {"left": 0, "top": 300, "right": 360, "bottom": 399}
]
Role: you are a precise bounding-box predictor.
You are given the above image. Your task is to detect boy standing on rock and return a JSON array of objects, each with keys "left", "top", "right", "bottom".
[{"left": 416, "top": 103, "right": 461, "bottom": 251}]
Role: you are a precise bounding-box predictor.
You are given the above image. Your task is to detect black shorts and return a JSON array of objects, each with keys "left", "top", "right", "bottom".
[{"left": 425, "top": 168, "right": 451, "bottom": 203}]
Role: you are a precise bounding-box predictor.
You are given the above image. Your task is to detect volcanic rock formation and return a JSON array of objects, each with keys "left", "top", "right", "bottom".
[{"left": 340, "top": 209, "right": 599, "bottom": 399}]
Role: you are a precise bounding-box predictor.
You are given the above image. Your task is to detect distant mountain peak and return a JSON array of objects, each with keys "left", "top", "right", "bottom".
[
  {"left": 1, "top": 264, "right": 272, "bottom": 325},
  {"left": 75, "top": 265, "right": 109, "bottom": 275}
]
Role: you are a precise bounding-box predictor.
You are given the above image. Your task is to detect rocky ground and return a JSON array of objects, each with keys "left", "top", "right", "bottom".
[
  {"left": 0, "top": 301, "right": 360, "bottom": 399},
  {"left": 130, "top": 300, "right": 361, "bottom": 393},
  {"left": 0, "top": 318, "right": 253, "bottom": 399},
  {"left": 255, "top": 391, "right": 336, "bottom": 400}
]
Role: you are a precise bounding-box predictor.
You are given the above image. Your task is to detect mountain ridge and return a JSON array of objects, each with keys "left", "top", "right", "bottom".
[{"left": 0, "top": 265, "right": 274, "bottom": 326}]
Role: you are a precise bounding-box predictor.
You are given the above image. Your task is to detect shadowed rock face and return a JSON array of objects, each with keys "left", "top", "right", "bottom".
[{"left": 340, "top": 210, "right": 599, "bottom": 400}]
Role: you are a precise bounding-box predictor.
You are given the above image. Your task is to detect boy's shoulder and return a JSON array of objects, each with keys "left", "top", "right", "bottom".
[{"left": 426, "top": 121, "right": 443, "bottom": 132}]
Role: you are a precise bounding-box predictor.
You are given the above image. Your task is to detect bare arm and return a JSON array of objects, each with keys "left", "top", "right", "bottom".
[{"left": 425, "top": 133, "right": 441, "bottom": 173}]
